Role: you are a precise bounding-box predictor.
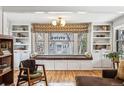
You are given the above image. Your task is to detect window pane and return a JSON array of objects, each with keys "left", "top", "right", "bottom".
[
  {"left": 116, "top": 30, "right": 124, "bottom": 52},
  {"left": 48, "top": 32, "right": 74, "bottom": 55},
  {"left": 48, "top": 41, "right": 74, "bottom": 55},
  {"left": 35, "top": 32, "right": 44, "bottom": 42},
  {"left": 35, "top": 42, "right": 45, "bottom": 54},
  {"left": 35, "top": 32, "right": 45, "bottom": 54},
  {"left": 49, "top": 33, "right": 74, "bottom": 41},
  {"left": 78, "top": 32, "right": 87, "bottom": 54}
]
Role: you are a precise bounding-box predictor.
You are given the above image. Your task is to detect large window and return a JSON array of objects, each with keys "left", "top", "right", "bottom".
[
  {"left": 116, "top": 30, "right": 124, "bottom": 52},
  {"left": 34, "top": 32, "right": 88, "bottom": 55}
]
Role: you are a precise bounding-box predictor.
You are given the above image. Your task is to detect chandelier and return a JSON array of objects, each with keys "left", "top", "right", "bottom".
[{"left": 52, "top": 17, "right": 66, "bottom": 27}]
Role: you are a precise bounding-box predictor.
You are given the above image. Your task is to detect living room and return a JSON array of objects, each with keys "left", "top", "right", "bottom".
[{"left": 0, "top": 5, "right": 124, "bottom": 88}]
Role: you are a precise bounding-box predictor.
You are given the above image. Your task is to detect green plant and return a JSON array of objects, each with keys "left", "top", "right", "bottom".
[{"left": 105, "top": 52, "right": 122, "bottom": 62}]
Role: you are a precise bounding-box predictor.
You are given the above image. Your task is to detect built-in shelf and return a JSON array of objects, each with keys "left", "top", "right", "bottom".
[
  {"left": 12, "top": 31, "right": 29, "bottom": 33},
  {"left": 14, "top": 37, "right": 29, "bottom": 39},
  {"left": 93, "top": 31, "right": 111, "bottom": 32},
  {"left": 11, "top": 24, "right": 30, "bottom": 51},
  {"left": 93, "top": 37, "right": 111, "bottom": 39},
  {"left": 11, "top": 24, "right": 31, "bottom": 70},
  {"left": 0, "top": 35, "right": 14, "bottom": 85},
  {"left": 14, "top": 44, "right": 29, "bottom": 46},
  {"left": 0, "top": 54, "right": 12, "bottom": 58},
  {"left": 93, "top": 43, "right": 111, "bottom": 45},
  {"left": 0, "top": 68, "right": 12, "bottom": 77},
  {"left": 92, "top": 24, "right": 112, "bottom": 52}
]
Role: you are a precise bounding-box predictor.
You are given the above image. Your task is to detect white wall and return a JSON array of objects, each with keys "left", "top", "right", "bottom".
[
  {"left": 0, "top": 11, "right": 11, "bottom": 35},
  {"left": 3, "top": 13, "right": 11, "bottom": 35},
  {"left": 113, "top": 15, "right": 124, "bottom": 27},
  {"left": 112, "top": 15, "right": 124, "bottom": 51},
  {"left": 0, "top": 7, "right": 3, "bottom": 34}
]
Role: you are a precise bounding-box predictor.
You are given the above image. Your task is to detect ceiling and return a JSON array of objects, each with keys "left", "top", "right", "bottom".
[{"left": 2, "top": 6, "right": 124, "bottom": 23}]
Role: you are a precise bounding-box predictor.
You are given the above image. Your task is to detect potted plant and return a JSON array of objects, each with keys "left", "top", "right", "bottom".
[{"left": 105, "top": 52, "right": 122, "bottom": 62}]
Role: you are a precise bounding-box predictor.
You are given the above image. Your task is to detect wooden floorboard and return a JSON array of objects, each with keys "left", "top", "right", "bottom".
[{"left": 14, "top": 70, "right": 102, "bottom": 84}]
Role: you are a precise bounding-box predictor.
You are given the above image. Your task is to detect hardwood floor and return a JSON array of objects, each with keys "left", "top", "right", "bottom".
[{"left": 14, "top": 70, "right": 102, "bottom": 85}]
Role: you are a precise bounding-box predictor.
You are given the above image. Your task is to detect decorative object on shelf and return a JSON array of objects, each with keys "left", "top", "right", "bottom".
[
  {"left": 52, "top": 17, "right": 66, "bottom": 27},
  {"left": 2, "top": 50, "right": 11, "bottom": 55},
  {"left": 84, "top": 52, "right": 92, "bottom": 58},
  {"left": 17, "top": 33, "right": 26, "bottom": 37},
  {"left": 30, "top": 52, "right": 38, "bottom": 58},
  {"left": 0, "top": 48, "right": 3, "bottom": 55},
  {"left": 12, "top": 25, "right": 28, "bottom": 31}
]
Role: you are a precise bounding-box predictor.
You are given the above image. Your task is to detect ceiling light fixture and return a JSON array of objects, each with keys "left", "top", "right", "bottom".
[{"left": 52, "top": 17, "right": 66, "bottom": 27}]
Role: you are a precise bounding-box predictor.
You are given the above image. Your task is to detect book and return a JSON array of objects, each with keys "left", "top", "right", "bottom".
[{"left": 0, "top": 48, "right": 3, "bottom": 55}]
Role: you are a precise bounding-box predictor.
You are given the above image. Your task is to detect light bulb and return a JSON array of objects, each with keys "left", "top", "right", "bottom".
[
  {"left": 52, "top": 20, "right": 57, "bottom": 26},
  {"left": 61, "top": 20, "right": 66, "bottom": 26}
]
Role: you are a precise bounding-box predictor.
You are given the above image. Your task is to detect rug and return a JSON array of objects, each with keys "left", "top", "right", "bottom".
[{"left": 20, "top": 81, "right": 76, "bottom": 86}]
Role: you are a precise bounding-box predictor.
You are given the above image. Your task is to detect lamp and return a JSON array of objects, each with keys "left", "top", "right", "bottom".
[{"left": 52, "top": 17, "right": 66, "bottom": 27}]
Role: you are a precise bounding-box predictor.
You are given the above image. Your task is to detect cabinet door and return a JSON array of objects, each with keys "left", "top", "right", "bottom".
[
  {"left": 92, "top": 52, "right": 102, "bottom": 68},
  {"left": 67, "top": 60, "right": 80, "bottom": 70},
  {"left": 20, "top": 51, "right": 30, "bottom": 61},
  {"left": 36, "top": 60, "right": 54, "bottom": 70},
  {"left": 54, "top": 60, "right": 68, "bottom": 70},
  {"left": 14, "top": 51, "right": 21, "bottom": 69},
  {"left": 101, "top": 56, "right": 112, "bottom": 68},
  {"left": 80, "top": 60, "right": 93, "bottom": 70},
  {"left": 43, "top": 61, "right": 55, "bottom": 70}
]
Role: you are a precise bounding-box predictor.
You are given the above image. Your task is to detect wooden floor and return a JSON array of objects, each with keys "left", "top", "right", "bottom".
[{"left": 14, "top": 70, "right": 102, "bottom": 84}]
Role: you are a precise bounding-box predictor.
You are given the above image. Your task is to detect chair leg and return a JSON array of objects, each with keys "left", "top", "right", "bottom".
[
  {"left": 43, "top": 65, "right": 48, "bottom": 86},
  {"left": 28, "top": 81, "right": 31, "bottom": 86},
  {"left": 27, "top": 68, "right": 31, "bottom": 86},
  {"left": 17, "top": 70, "right": 23, "bottom": 86},
  {"left": 17, "top": 77, "right": 20, "bottom": 86}
]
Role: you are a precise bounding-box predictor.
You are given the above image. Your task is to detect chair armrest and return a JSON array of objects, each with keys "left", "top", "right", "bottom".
[
  {"left": 19, "top": 67, "right": 30, "bottom": 80},
  {"left": 102, "top": 70, "right": 117, "bottom": 78},
  {"left": 20, "top": 67, "right": 29, "bottom": 70},
  {"left": 19, "top": 67, "right": 30, "bottom": 75}
]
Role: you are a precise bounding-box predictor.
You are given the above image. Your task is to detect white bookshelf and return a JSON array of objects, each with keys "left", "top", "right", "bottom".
[
  {"left": 92, "top": 24, "right": 113, "bottom": 69},
  {"left": 92, "top": 24, "right": 112, "bottom": 52},
  {"left": 11, "top": 24, "right": 31, "bottom": 51},
  {"left": 11, "top": 24, "right": 31, "bottom": 69}
]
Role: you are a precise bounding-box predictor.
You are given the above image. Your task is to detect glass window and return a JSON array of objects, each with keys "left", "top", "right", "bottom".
[
  {"left": 116, "top": 30, "right": 124, "bottom": 52},
  {"left": 78, "top": 32, "right": 87, "bottom": 54},
  {"left": 48, "top": 33, "right": 74, "bottom": 55},
  {"left": 34, "top": 32, "right": 88, "bottom": 55},
  {"left": 35, "top": 32, "right": 45, "bottom": 54}
]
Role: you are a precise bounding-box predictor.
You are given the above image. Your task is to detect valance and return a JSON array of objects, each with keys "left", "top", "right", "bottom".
[{"left": 32, "top": 23, "right": 90, "bottom": 32}]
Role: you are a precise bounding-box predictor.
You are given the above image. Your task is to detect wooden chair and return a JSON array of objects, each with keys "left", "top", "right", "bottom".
[{"left": 17, "top": 59, "right": 48, "bottom": 86}]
